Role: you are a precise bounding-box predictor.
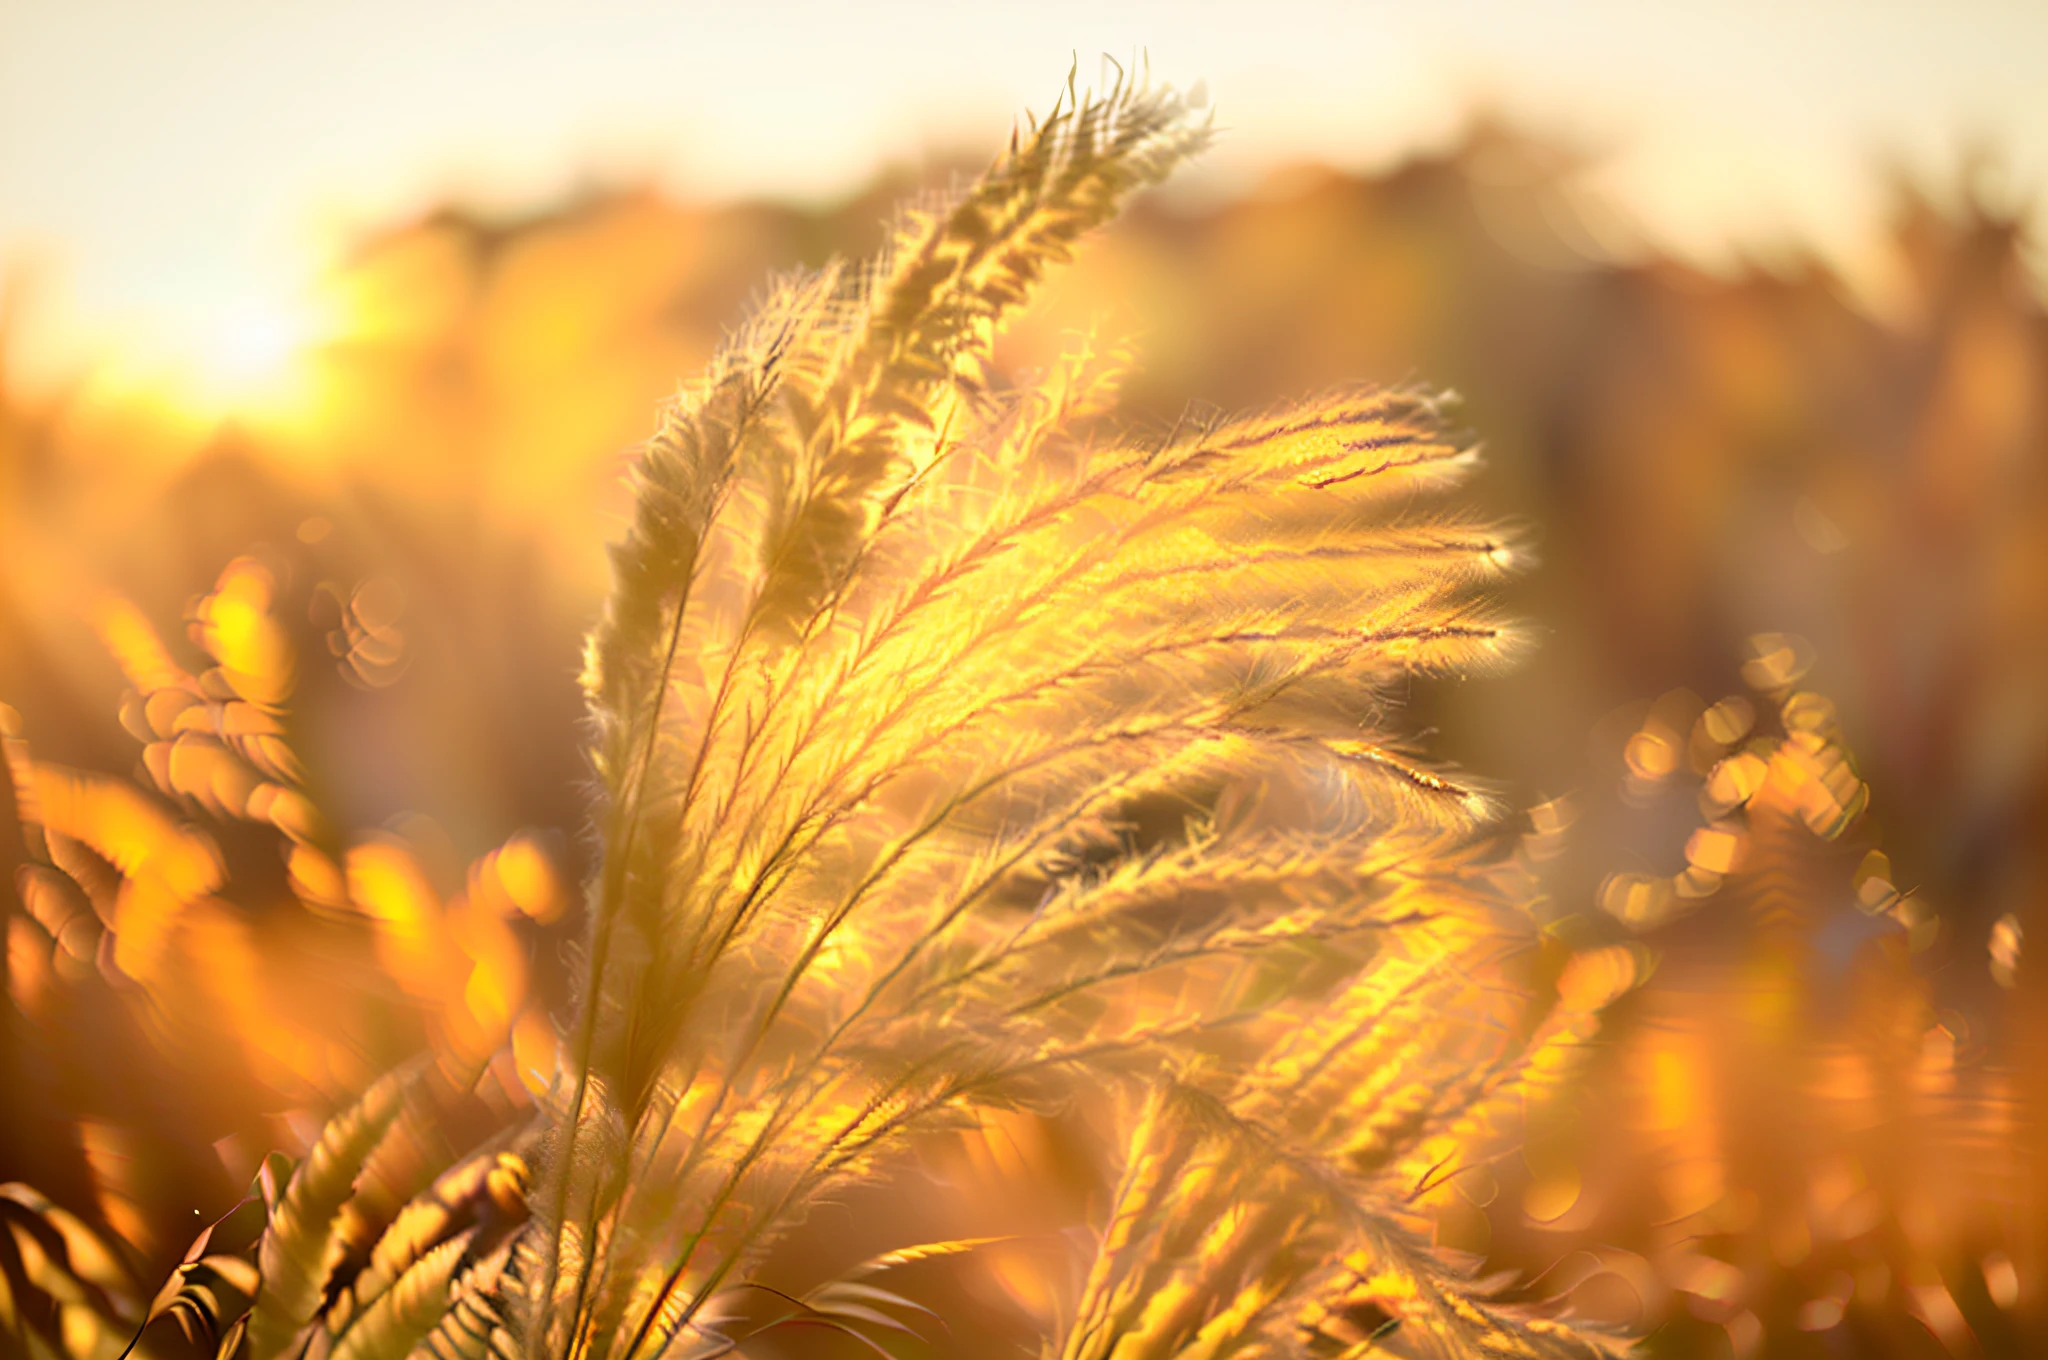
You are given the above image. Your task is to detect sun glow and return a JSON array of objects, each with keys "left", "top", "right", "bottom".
[
  {"left": 55, "top": 274, "right": 350, "bottom": 436},
  {"left": 181, "top": 291, "right": 331, "bottom": 425},
  {"left": 52, "top": 296, "right": 334, "bottom": 440},
  {"left": 210, "top": 301, "right": 303, "bottom": 392}
]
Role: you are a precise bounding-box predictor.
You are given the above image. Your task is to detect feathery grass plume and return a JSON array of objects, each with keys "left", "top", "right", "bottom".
[
  {"left": 39, "top": 1078, "right": 538, "bottom": 1360},
  {"left": 248, "top": 1065, "right": 420, "bottom": 1358},
  {"left": 525, "top": 70, "right": 1625, "bottom": 1360},
  {"left": 0, "top": 1181, "right": 145, "bottom": 1358}
]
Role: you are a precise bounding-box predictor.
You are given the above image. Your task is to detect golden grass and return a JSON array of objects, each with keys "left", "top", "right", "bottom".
[{"left": 3, "top": 72, "right": 2044, "bottom": 1360}]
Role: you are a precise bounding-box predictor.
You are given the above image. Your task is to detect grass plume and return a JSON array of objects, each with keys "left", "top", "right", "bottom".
[{"left": 526, "top": 73, "right": 1622, "bottom": 1360}]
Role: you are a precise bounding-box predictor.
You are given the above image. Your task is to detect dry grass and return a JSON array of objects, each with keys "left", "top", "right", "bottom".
[{"left": 3, "top": 73, "right": 2044, "bottom": 1360}]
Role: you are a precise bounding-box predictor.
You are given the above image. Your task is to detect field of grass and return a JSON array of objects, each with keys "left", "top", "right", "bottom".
[{"left": 2, "top": 77, "right": 2043, "bottom": 1360}]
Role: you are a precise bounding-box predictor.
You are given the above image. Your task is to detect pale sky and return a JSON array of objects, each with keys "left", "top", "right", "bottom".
[{"left": 2, "top": 0, "right": 2043, "bottom": 382}]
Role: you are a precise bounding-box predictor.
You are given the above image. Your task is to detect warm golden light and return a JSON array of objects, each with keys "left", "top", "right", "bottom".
[
  {"left": 181, "top": 290, "right": 337, "bottom": 427},
  {"left": 2, "top": 26, "right": 2043, "bottom": 1360},
  {"left": 203, "top": 299, "right": 306, "bottom": 399}
]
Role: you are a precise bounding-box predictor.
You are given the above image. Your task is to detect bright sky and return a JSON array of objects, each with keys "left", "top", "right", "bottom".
[{"left": 2, "top": 0, "right": 2042, "bottom": 385}]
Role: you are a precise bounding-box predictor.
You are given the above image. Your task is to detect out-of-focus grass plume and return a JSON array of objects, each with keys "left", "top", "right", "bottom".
[{"left": 3, "top": 69, "right": 2046, "bottom": 1360}]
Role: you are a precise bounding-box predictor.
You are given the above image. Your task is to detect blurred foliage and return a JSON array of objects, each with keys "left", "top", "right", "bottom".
[{"left": 2, "top": 111, "right": 2045, "bottom": 1358}]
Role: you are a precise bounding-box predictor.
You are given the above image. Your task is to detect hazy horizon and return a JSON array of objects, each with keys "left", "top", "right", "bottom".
[{"left": 4, "top": 0, "right": 2044, "bottom": 390}]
